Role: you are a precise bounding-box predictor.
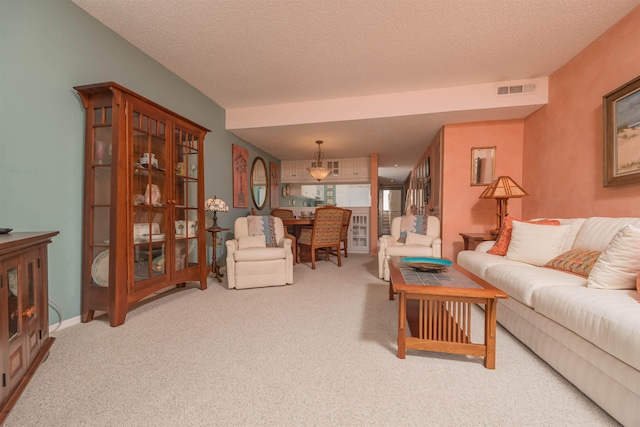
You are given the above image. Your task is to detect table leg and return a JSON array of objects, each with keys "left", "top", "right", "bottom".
[
  {"left": 397, "top": 292, "right": 406, "bottom": 359},
  {"left": 484, "top": 298, "right": 497, "bottom": 369}
]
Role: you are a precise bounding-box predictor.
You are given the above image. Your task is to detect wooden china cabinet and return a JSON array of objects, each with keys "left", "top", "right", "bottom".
[
  {"left": 75, "top": 82, "right": 210, "bottom": 327},
  {"left": 1, "top": 232, "right": 58, "bottom": 422}
]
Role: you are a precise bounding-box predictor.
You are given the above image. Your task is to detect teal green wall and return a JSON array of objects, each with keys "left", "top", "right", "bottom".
[{"left": 0, "top": 0, "right": 278, "bottom": 324}]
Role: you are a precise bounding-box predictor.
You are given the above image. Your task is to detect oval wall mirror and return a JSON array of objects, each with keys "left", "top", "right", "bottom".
[{"left": 250, "top": 157, "right": 269, "bottom": 210}]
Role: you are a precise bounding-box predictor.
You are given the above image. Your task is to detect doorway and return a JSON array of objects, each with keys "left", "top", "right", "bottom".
[{"left": 379, "top": 187, "right": 403, "bottom": 236}]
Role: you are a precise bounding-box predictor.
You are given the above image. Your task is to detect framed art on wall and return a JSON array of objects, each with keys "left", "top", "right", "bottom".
[
  {"left": 603, "top": 75, "right": 640, "bottom": 187},
  {"left": 270, "top": 162, "right": 280, "bottom": 208},
  {"left": 232, "top": 144, "right": 249, "bottom": 207}
]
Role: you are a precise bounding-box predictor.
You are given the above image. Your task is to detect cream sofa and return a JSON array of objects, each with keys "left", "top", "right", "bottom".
[
  {"left": 225, "top": 216, "right": 293, "bottom": 289},
  {"left": 378, "top": 215, "right": 441, "bottom": 281},
  {"left": 457, "top": 217, "right": 640, "bottom": 426}
]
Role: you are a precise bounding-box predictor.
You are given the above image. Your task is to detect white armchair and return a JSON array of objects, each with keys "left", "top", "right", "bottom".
[
  {"left": 378, "top": 215, "right": 442, "bottom": 281},
  {"left": 225, "top": 216, "right": 293, "bottom": 289}
]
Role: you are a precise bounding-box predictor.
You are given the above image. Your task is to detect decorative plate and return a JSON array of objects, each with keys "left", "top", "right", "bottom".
[
  {"left": 91, "top": 250, "right": 109, "bottom": 286},
  {"left": 401, "top": 257, "right": 453, "bottom": 272},
  {"left": 8, "top": 269, "right": 18, "bottom": 296},
  {"left": 0, "top": 228, "right": 13, "bottom": 234}
]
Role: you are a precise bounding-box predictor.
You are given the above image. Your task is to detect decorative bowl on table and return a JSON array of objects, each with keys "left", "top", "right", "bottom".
[{"left": 401, "top": 257, "right": 453, "bottom": 272}]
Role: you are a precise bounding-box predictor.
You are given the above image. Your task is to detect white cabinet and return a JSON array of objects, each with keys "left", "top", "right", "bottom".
[
  {"left": 301, "top": 185, "right": 324, "bottom": 200},
  {"left": 348, "top": 209, "right": 369, "bottom": 253},
  {"left": 282, "top": 157, "right": 369, "bottom": 183},
  {"left": 342, "top": 157, "right": 370, "bottom": 181},
  {"left": 281, "top": 160, "right": 310, "bottom": 182}
]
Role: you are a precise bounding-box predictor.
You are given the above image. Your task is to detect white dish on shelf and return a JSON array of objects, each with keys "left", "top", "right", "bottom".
[
  {"left": 8, "top": 270, "right": 18, "bottom": 296},
  {"left": 91, "top": 250, "right": 109, "bottom": 286},
  {"left": 136, "top": 233, "right": 165, "bottom": 242}
]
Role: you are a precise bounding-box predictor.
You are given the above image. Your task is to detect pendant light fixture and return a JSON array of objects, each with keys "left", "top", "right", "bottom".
[{"left": 307, "top": 140, "right": 331, "bottom": 181}]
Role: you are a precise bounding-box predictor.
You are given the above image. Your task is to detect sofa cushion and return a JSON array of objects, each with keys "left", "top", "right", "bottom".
[
  {"left": 233, "top": 247, "right": 286, "bottom": 262},
  {"left": 544, "top": 248, "right": 601, "bottom": 278},
  {"left": 405, "top": 231, "right": 434, "bottom": 247},
  {"left": 385, "top": 245, "right": 435, "bottom": 258},
  {"left": 532, "top": 285, "right": 640, "bottom": 372},
  {"left": 572, "top": 217, "right": 640, "bottom": 251},
  {"left": 238, "top": 235, "right": 266, "bottom": 249},
  {"left": 485, "top": 264, "right": 585, "bottom": 308},
  {"left": 505, "top": 221, "right": 571, "bottom": 266},
  {"left": 457, "top": 250, "right": 529, "bottom": 279},
  {"left": 487, "top": 217, "right": 560, "bottom": 256},
  {"left": 587, "top": 224, "right": 640, "bottom": 290}
]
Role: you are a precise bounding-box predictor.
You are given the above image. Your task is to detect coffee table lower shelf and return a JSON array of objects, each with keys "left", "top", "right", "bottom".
[{"left": 389, "top": 258, "right": 508, "bottom": 369}]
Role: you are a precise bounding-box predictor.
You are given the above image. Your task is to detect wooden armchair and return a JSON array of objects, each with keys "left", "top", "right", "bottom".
[{"left": 297, "top": 207, "right": 345, "bottom": 269}]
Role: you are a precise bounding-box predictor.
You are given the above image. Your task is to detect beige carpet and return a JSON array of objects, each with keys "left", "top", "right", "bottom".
[{"left": 4, "top": 254, "right": 618, "bottom": 426}]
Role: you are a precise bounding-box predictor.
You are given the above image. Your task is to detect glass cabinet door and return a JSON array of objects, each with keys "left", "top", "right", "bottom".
[
  {"left": 132, "top": 108, "right": 168, "bottom": 283},
  {"left": 4, "top": 256, "right": 27, "bottom": 390},
  {"left": 89, "top": 101, "right": 112, "bottom": 287},
  {"left": 173, "top": 127, "right": 200, "bottom": 272}
]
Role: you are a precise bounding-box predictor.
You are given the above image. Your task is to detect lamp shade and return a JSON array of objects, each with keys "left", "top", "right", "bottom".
[
  {"left": 204, "top": 197, "right": 229, "bottom": 212},
  {"left": 479, "top": 176, "right": 528, "bottom": 199},
  {"left": 479, "top": 176, "right": 528, "bottom": 236}
]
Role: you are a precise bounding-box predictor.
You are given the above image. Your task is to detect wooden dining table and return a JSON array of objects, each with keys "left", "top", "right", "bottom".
[
  {"left": 281, "top": 218, "right": 314, "bottom": 237},
  {"left": 281, "top": 218, "right": 314, "bottom": 264}
]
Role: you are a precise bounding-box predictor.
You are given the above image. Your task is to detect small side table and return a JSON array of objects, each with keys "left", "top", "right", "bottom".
[
  {"left": 459, "top": 232, "right": 495, "bottom": 250},
  {"left": 208, "top": 226, "right": 229, "bottom": 282}
]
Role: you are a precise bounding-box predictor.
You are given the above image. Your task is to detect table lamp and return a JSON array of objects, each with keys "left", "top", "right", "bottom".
[
  {"left": 204, "top": 196, "right": 228, "bottom": 228},
  {"left": 479, "top": 176, "right": 528, "bottom": 236}
]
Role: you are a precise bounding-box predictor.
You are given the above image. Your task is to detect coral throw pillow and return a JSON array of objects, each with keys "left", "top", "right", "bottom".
[{"left": 487, "top": 217, "right": 560, "bottom": 256}]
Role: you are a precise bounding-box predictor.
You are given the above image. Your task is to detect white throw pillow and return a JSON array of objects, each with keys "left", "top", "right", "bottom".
[
  {"left": 587, "top": 224, "right": 640, "bottom": 289},
  {"left": 405, "top": 231, "right": 435, "bottom": 247},
  {"left": 238, "top": 235, "right": 266, "bottom": 249},
  {"left": 505, "top": 221, "right": 570, "bottom": 266}
]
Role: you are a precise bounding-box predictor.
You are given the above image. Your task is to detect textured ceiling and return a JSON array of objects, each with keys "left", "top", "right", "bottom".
[{"left": 72, "top": 0, "right": 640, "bottom": 184}]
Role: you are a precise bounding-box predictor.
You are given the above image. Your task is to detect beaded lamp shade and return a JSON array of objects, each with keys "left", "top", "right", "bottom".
[{"left": 204, "top": 195, "right": 229, "bottom": 228}]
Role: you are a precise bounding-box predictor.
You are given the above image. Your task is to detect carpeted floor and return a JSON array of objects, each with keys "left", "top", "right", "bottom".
[{"left": 4, "top": 254, "right": 618, "bottom": 426}]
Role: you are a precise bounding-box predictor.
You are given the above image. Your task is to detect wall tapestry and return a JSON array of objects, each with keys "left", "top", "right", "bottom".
[
  {"left": 604, "top": 75, "right": 640, "bottom": 187},
  {"left": 269, "top": 162, "right": 280, "bottom": 209},
  {"left": 232, "top": 144, "right": 249, "bottom": 207}
]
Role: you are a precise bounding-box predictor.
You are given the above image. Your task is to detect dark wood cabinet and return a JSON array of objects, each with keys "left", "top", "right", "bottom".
[
  {"left": 75, "top": 82, "right": 210, "bottom": 327},
  {"left": 0, "top": 231, "right": 58, "bottom": 423}
]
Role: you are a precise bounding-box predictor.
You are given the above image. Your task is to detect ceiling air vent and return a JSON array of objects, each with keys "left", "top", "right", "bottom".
[{"left": 496, "top": 83, "right": 536, "bottom": 95}]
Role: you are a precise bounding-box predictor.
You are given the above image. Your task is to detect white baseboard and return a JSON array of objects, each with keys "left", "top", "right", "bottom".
[{"left": 49, "top": 315, "right": 82, "bottom": 334}]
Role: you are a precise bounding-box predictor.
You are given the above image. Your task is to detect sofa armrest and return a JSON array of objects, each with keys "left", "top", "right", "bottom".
[
  {"left": 432, "top": 237, "right": 442, "bottom": 258},
  {"left": 378, "top": 235, "right": 396, "bottom": 250},
  {"left": 475, "top": 240, "right": 495, "bottom": 253},
  {"left": 225, "top": 239, "right": 238, "bottom": 254},
  {"left": 279, "top": 236, "right": 292, "bottom": 252}
]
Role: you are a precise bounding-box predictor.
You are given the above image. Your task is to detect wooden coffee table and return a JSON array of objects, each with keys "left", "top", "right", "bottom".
[{"left": 388, "top": 257, "right": 508, "bottom": 369}]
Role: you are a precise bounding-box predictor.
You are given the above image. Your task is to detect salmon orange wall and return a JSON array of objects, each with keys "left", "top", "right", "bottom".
[
  {"left": 442, "top": 120, "right": 524, "bottom": 259},
  {"left": 523, "top": 6, "right": 640, "bottom": 219}
]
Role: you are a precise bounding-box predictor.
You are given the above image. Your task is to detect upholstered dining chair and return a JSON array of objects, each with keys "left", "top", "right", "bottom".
[
  {"left": 297, "top": 207, "right": 345, "bottom": 269},
  {"left": 339, "top": 209, "right": 352, "bottom": 258},
  {"left": 271, "top": 208, "right": 297, "bottom": 263}
]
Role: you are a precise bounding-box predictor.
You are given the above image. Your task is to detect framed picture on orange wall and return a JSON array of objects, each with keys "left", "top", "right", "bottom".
[{"left": 604, "top": 75, "right": 640, "bottom": 187}]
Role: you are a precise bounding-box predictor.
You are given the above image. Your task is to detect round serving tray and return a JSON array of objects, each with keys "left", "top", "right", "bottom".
[{"left": 401, "top": 257, "right": 453, "bottom": 272}]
